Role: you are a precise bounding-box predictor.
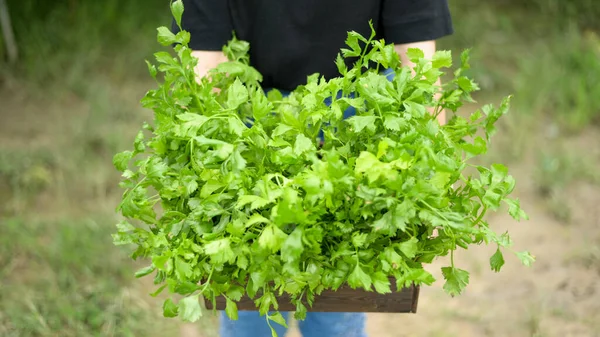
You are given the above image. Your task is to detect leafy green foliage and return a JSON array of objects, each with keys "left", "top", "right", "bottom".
[{"left": 113, "top": 0, "right": 533, "bottom": 327}]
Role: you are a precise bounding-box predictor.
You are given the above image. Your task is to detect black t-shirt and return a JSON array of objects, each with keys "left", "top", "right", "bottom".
[{"left": 176, "top": 0, "right": 453, "bottom": 91}]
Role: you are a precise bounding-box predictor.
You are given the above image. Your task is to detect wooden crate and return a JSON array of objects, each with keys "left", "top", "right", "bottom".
[{"left": 205, "top": 281, "right": 419, "bottom": 313}]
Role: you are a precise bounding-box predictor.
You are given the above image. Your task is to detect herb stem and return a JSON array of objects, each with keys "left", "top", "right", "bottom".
[
  {"left": 472, "top": 205, "right": 488, "bottom": 227},
  {"left": 200, "top": 267, "right": 215, "bottom": 294},
  {"left": 375, "top": 104, "right": 388, "bottom": 137},
  {"left": 420, "top": 199, "right": 450, "bottom": 222}
]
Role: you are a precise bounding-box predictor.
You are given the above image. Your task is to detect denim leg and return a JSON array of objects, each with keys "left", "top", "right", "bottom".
[
  {"left": 219, "top": 311, "right": 290, "bottom": 337},
  {"left": 297, "top": 312, "right": 368, "bottom": 337}
]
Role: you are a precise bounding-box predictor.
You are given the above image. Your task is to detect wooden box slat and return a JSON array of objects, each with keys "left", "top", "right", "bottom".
[{"left": 205, "top": 281, "right": 419, "bottom": 313}]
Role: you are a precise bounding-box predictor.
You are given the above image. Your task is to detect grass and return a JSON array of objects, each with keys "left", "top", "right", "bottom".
[
  {"left": 443, "top": 1, "right": 600, "bottom": 135},
  {"left": 1, "top": 0, "right": 170, "bottom": 96},
  {"left": 1, "top": 0, "right": 599, "bottom": 335},
  {"left": 514, "top": 28, "right": 600, "bottom": 133},
  {"left": 0, "top": 216, "right": 183, "bottom": 337},
  {"left": 532, "top": 143, "right": 600, "bottom": 222}
]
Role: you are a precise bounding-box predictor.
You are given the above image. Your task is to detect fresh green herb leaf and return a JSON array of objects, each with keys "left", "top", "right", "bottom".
[
  {"left": 432, "top": 50, "right": 452, "bottom": 68},
  {"left": 157, "top": 26, "right": 177, "bottom": 46},
  {"left": 226, "top": 285, "right": 245, "bottom": 301},
  {"left": 398, "top": 237, "right": 418, "bottom": 259},
  {"left": 179, "top": 295, "right": 202, "bottom": 322},
  {"left": 135, "top": 265, "right": 156, "bottom": 278},
  {"left": 490, "top": 248, "right": 505, "bottom": 272},
  {"left": 227, "top": 78, "right": 249, "bottom": 110},
  {"left": 269, "top": 312, "right": 288, "bottom": 328},
  {"left": 258, "top": 225, "right": 288, "bottom": 252},
  {"left": 348, "top": 264, "right": 372, "bottom": 290},
  {"left": 406, "top": 48, "right": 425, "bottom": 64},
  {"left": 516, "top": 251, "right": 536, "bottom": 267},
  {"left": 113, "top": 151, "right": 132, "bottom": 172},
  {"left": 170, "top": 0, "right": 184, "bottom": 29},
  {"left": 163, "top": 298, "right": 179, "bottom": 318},
  {"left": 225, "top": 297, "right": 239, "bottom": 320},
  {"left": 372, "top": 272, "right": 392, "bottom": 294},
  {"left": 441, "top": 267, "right": 470, "bottom": 297}
]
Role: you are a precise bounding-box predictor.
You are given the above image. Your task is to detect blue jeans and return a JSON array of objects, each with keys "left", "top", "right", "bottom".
[{"left": 219, "top": 311, "right": 368, "bottom": 337}]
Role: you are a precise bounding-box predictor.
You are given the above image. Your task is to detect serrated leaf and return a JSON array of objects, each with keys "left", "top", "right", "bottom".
[
  {"left": 236, "top": 195, "right": 271, "bottom": 210},
  {"left": 372, "top": 272, "right": 392, "bottom": 294},
  {"left": 351, "top": 232, "right": 368, "bottom": 248},
  {"left": 432, "top": 50, "right": 452, "bottom": 68},
  {"left": 226, "top": 285, "right": 245, "bottom": 301},
  {"left": 181, "top": 175, "right": 198, "bottom": 196},
  {"left": 157, "top": 26, "right": 177, "bottom": 46},
  {"left": 269, "top": 312, "right": 288, "bottom": 328},
  {"left": 152, "top": 254, "right": 170, "bottom": 271},
  {"left": 398, "top": 237, "right": 418, "bottom": 259},
  {"left": 145, "top": 60, "right": 157, "bottom": 78},
  {"left": 516, "top": 251, "right": 535, "bottom": 267},
  {"left": 116, "top": 220, "right": 135, "bottom": 232},
  {"left": 383, "top": 116, "right": 403, "bottom": 131},
  {"left": 293, "top": 134, "right": 314, "bottom": 155},
  {"left": 237, "top": 254, "right": 249, "bottom": 270},
  {"left": 294, "top": 301, "right": 307, "bottom": 320},
  {"left": 490, "top": 248, "right": 505, "bottom": 272},
  {"left": 170, "top": 0, "right": 184, "bottom": 29},
  {"left": 252, "top": 88, "right": 272, "bottom": 119},
  {"left": 355, "top": 151, "right": 379, "bottom": 175},
  {"left": 111, "top": 232, "right": 133, "bottom": 245},
  {"left": 348, "top": 264, "right": 372, "bottom": 290},
  {"left": 441, "top": 267, "right": 469, "bottom": 297},
  {"left": 204, "top": 238, "right": 235, "bottom": 264},
  {"left": 113, "top": 151, "right": 133, "bottom": 172},
  {"left": 403, "top": 101, "right": 426, "bottom": 118},
  {"left": 200, "top": 180, "right": 224, "bottom": 198},
  {"left": 335, "top": 53, "right": 347, "bottom": 75},
  {"left": 228, "top": 117, "right": 246, "bottom": 136},
  {"left": 175, "top": 257, "right": 192, "bottom": 279},
  {"left": 406, "top": 48, "right": 425, "bottom": 63},
  {"left": 461, "top": 136, "right": 487, "bottom": 156},
  {"left": 225, "top": 298, "right": 238, "bottom": 320},
  {"left": 246, "top": 213, "right": 270, "bottom": 227},
  {"left": 281, "top": 227, "right": 303, "bottom": 262},
  {"left": 383, "top": 247, "right": 402, "bottom": 269},
  {"left": 272, "top": 124, "right": 293, "bottom": 138},
  {"left": 504, "top": 198, "right": 529, "bottom": 221},
  {"left": 496, "top": 232, "right": 513, "bottom": 247},
  {"left": 179, "top": 295, "right": 202, "bottom": 322},
  {"left": 163, "top": 298, "right": 179, "bottom": 318},
  {"left": 346, "top": 115, "right": 377, "bottom": 133},
  {"left": 258, "top": 225, "right": 288, "bottom": 252},
  {"left": 227, "top": 79, "right": 249, "bottom": 110}
]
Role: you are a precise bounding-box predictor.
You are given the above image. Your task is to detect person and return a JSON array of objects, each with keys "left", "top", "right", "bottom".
[{"left": 175, "top": 1, "right": 453, "bottom": 336}]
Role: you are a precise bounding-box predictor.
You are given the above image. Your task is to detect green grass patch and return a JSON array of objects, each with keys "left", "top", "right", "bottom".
[
  {"left": 0, "top": 216, "right": 184, "bottom": 336},
  {"left": 1, "top": 0, "right": 170, "bottom": 96}
]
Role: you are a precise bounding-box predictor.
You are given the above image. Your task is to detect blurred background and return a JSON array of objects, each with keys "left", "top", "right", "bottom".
[{"left": 0, "top": 0, "right": 599, "bottom": 336}]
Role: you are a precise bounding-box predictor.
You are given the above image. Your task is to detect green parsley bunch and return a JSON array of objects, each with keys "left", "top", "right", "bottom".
[{"left": 112, "top": 0, "right": 533, "bottom": 330}]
